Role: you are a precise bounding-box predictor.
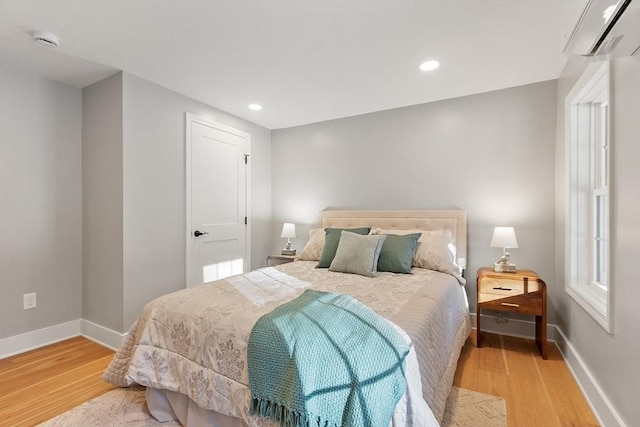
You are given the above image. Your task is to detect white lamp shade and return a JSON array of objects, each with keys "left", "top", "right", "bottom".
[
  {"left": 490, "top": 227, "right": 518, "bottom": 248},
  {"left": 281, "top": 223, "right": 296, "bottom": 239}
]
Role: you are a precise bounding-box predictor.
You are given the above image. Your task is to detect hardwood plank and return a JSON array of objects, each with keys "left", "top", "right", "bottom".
[
  {"left": 3, "top": 374, "right": 113, "bottom": 427},
  {"left": 0, "top": 355, "right": 114, "bottom": 408},
  {"left": 536, "top": 345, "right": 600, "bottom": 426},
  {"left": 477, "top": 332, "right": 509, "bottom": 374},
  {"left": 0, "top": 344, "right": 113, "bottom": 395},
  {"left": 0, "top": 337, "right": 89, "bottom": 369},
  {"left": 502, "top": 336, "right": 560, "bottom": 426},
  {"left": 0, "top": 338, "right": 115, "bottom": 427}
]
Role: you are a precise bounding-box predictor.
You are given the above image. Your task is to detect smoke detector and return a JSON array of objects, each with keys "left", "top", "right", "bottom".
[{"left": 32, "top": 31, "right": 60, "bottom": 48}]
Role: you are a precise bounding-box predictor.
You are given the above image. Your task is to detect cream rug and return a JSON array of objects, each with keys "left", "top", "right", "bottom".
[
  {"left": 39, "top": 386, "right": 506, "bottom": 427},
  {"left": 441, "top": 387, "right": 507, "bottom": 427}
]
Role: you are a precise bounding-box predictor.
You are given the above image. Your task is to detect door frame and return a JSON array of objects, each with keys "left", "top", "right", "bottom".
[{"left": 185, "top": 112, "right": 251, "bottom": 287}]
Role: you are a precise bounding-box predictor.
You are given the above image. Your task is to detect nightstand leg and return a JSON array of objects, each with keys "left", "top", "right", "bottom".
[
  {"left": 535, "top": 315, "right": 547, "bottom": 359},
  {"left": 476, "top": 309, "right": 481, "bottom": 348}
]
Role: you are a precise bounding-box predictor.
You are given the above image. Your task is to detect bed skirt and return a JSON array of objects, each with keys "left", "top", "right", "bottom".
[{"left": 146, "top": 386, "right": 246, "bottom": 427}]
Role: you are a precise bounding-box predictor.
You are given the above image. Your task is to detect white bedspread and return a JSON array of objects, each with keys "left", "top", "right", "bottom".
[{"left": 104, "top": 261, "right": 471, "bottom": 426}]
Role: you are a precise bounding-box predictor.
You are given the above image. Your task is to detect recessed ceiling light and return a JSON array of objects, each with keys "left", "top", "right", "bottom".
[
  {"left": 419, "top": 60, "right": 440, "bottom": 72},
  {"left": 32, "top": 31, "right": 60, "bottom": 48},
  {"left": 248, "top": 104, "right": 263, "bottom": 111}
]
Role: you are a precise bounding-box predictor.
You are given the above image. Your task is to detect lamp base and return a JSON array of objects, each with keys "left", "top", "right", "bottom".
[
  {"left": 281, "top": 249, "right": 296, "bottom": 256},
  {"left": 494, "top": 262, "right": 516, "bottom": 273}
]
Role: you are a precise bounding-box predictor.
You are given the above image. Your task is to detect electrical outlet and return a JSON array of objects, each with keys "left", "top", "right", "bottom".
[{"left": 23, "top": 292, "right": 37, "bottom": 310}]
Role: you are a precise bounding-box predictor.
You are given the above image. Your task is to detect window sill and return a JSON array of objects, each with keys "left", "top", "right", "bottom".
[{"left": 566, "top": 282, "right": 612, "bottom": 333}]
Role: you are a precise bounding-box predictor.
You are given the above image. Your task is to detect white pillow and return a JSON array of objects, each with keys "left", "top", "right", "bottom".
[
  {"left": 296, "top": 229, "right": 325, "bottom": 261},
  {"left": 370, "top": 228, "right": 465, "bottom": 284},
  {"left": 329, "top": 231, "right": 387, "bottom": 278}
]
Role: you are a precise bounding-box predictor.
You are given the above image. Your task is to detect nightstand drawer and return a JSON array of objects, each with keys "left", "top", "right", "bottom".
[
  {"left": 479, "top": 293, "right": 543, "bottom": 316},
  {"left": 479, "top": 277, "right": 541, "bottom": 296}
]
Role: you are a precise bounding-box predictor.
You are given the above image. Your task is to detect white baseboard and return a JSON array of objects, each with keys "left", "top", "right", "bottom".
[
  {"left": 471, "top": 311, "right": 625, "bottom": 427},
  {"left": 0, "top": 318, "right": 126, "bottom": 359},
  {"left": 554, "top": 326, "right": 627, "bottom": 427},
  {"left": 0, "top": 319, "right": 82, "bottom": 359},
  {"left": 80, "top": 319, "right": 126, "bottom": 351}
]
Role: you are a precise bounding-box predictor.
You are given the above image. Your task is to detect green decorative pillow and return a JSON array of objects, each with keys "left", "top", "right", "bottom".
[
  {"left": 316, "top": 227, "right": 371, "bottom": 268},
  {"left": 370, "top": 228, "right": 465, "bottom": 284},
  {"left": 329, "top": 231, "right": 387, "bottom": 277},
  {"left": 377, "top": 233, "right": 422, "bottom": 274}
]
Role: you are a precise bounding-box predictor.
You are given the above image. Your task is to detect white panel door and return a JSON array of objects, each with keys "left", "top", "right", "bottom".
[{"left": 186, "top": 114, "right": 249, "bottom": 287}]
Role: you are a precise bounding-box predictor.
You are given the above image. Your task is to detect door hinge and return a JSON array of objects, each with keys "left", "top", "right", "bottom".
[
  {"left": 244, "top": 154, "right": 249, "bottom": 164},
  {"left": 244, "top": 216, "right": 247, "bottom": 225}
]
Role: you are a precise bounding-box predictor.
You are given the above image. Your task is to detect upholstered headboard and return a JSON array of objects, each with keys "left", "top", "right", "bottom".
[{"left": 318, "top": 209, "right": 467, "bottom": 269}]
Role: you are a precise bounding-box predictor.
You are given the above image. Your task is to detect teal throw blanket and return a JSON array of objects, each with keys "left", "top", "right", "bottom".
[{"left": 247, "top": 289, "right": 409, "bottom": 427}]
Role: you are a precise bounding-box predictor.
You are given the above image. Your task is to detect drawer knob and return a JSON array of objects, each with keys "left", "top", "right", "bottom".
[{"left": 501, "top": 302, "right": 520, "bottom": 307}]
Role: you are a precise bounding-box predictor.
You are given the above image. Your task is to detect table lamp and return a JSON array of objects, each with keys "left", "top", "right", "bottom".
[
  {"left": 281, "top": 222, "right": 296, "bottom": 255},
  {"left": 490, "top": 226, "right": 518, "bottom": 273}
]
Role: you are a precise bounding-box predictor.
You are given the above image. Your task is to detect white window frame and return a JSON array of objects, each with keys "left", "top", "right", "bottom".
[{"left": 564, "top": 61, "right": 613, "bottom": 333}]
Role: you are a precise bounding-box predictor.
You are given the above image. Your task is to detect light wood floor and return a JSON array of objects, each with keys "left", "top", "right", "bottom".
[
  {"left": 0, "top": 336, "right": 116, "bottom": 427},
  {"left": 454, "top": 331, "right": 599, "bottom": 427},
  {"left": 0, "top": 332, "right": 599, "bottom": 427}
]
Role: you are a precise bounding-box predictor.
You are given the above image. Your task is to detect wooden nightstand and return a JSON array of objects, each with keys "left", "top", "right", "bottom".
[
  {"left": 476, "top": 267, "right": 547, "bottom": 359},
  {"left": 266, "top": 255, "right": 296, "bottom": 267}
]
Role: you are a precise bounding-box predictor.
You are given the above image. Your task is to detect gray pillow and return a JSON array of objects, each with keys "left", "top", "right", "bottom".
[
  {"left": 329, "top": 231, "right": 387, "bottom": 278},
  {"left": 316, "top": 227, "right": 371, "bottom": 268},
  {"left": 377, "top": 233, "right": 422, "bottom": 274}
]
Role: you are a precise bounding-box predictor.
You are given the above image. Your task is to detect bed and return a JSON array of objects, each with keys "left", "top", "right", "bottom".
[{"left": 103, "top": 210, "right": 472, "bottom": 427}]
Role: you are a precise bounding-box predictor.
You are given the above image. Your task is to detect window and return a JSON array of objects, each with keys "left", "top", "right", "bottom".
[{"left": 565, "top": 61, "right": 612, "bottom": 333}]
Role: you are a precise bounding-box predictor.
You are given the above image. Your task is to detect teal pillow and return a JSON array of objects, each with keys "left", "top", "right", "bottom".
[
  {"left": 329, "top": 232, "right": 387, "bottom": 277},
  {"left": 377, "top": 233, "right": 422, "bottom": 274},
  {"left": 316, "top": 227, "right": 371, "bottom": 268}
]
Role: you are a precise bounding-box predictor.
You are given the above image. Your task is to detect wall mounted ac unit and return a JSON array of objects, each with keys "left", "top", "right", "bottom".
[{"left": 564, "top": 0, "right": 640, "bottom": 61}]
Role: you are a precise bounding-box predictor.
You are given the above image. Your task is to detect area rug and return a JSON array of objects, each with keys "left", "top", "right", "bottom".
[
  {"left": 39, "top": 385, "right": 506, "bottom": 426},
  {"left": 441, "top": 387, "right": 507, "bottom": 427}
]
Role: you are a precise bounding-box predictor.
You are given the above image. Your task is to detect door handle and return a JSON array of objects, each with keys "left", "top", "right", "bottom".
[{"left": 194, "top": 230, "right": 209, "bottom": 237}]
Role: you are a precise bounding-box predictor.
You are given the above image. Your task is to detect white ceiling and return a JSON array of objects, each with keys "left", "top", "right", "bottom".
[{"left": 0, "top": 0, "right": 586, "bottom": 129}]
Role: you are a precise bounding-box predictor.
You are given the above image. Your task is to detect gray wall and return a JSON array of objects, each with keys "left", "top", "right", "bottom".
[
  {"left": 82, "top": 73, "right": 125, "bottom": 332},
  {"left": 120, "top": 73, "right": 272, "bottom": 330},
  {"left": 1, "top": 66, "right": 271, "bottom": 339},
  {"left": 0, "top": 67, "right": 83, "bottom": 338},
  {"left": 272, "top": 80, "right": 558, "bottom": 322},
  {"left": 554, "top": 54, "right": 640, "bottom": 426}
]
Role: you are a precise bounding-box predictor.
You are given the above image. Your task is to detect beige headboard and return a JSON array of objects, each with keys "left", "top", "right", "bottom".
[{"left": 318, "top": 209, "right": 467, "bottom": 269}]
